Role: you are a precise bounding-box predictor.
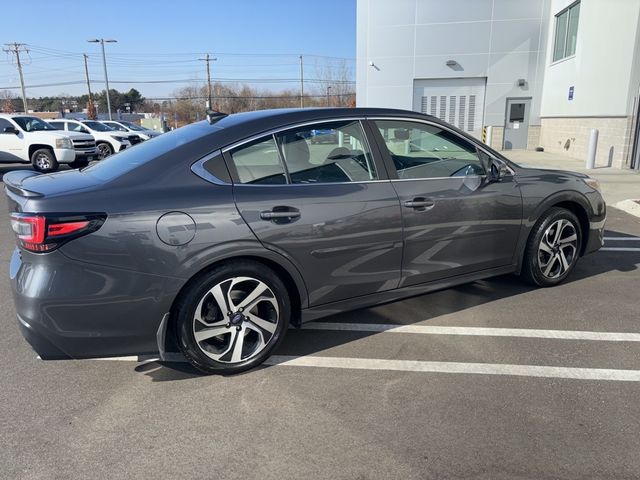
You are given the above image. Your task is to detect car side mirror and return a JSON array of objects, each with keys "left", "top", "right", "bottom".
[
  {"left": 487, "top": 160, "right": 508, "bottom": 183},
  {"left": 2, "top": 126, "right": 18, "bottom": 134}
]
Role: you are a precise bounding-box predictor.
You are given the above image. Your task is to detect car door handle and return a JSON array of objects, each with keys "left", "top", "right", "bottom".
[
  {"left": 403, "top": 198, "right": 435, "bottom": 209},
  {"left": 260, "top": 208, "right": 301, "bottom": 220}
]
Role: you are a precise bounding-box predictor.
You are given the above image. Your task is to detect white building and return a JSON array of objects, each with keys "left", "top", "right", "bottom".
[{"left": 356, "top": 0, "right": 640, "bottom": 169}]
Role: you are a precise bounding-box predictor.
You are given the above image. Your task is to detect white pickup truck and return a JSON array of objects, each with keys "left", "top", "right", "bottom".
[{"left": 0, "top": 114, "right": 96, "bottom": 172}]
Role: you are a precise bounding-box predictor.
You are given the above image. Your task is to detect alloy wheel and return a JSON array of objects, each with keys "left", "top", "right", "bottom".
[
  {"left": 97, "top": 144, "right": 112, "bottom": 158},
  {"left": 537, "top": 219, "right": 578, "bottom": 279},
  {"left": 192, "top": 276, "right": 279, "bottom": 364}
]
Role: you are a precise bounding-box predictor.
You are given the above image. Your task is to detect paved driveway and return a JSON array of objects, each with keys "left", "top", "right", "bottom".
[{"left": 1, "top": 164, "right": 639, "bottom": 479}]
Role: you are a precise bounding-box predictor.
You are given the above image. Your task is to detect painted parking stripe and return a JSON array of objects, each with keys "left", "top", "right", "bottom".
[
  {"left": 265, "top": 355, "right": 640, "bottom": 382},
  {"left": 302, "top": 322, "right": 640, "bottom": 342},
  {"left": 604, "top": 236, "right": 640, "bottom": 241},
  {"left": 600, "top": 247, "right": 640, "bottom": 252}
]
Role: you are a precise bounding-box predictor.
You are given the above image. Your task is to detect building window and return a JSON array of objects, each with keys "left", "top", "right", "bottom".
[{"left": 553, "top": 1, "right": 580, "bottom": 62}]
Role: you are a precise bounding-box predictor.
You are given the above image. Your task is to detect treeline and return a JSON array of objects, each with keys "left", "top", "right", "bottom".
[
  {"left": 1, "top": 88, "right": 145, "bottom": 115},
  {"left": 154, "top": 82, "right": 355, "bottom": 125}
]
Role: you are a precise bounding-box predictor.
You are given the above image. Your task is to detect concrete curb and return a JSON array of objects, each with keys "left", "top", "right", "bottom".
[{"left": 614, "top": 199, "right": 640, "bottom": 218}]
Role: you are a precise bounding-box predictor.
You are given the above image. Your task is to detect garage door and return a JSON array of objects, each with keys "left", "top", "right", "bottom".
[{"left": 413, "top": 78, "right": 486, "bottom": 139}]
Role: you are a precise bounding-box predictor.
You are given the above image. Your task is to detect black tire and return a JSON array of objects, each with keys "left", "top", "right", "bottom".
[
  {"left": 31, "top": 148, "right": 59, "bottom": 173},
  {"left": 96, "top": 142, "right": 113, "bottom": 158},
  {"left": 174, "top": 260, "right": 290, "bottom": 375},
  {"left": 521, "top": 207, "right": 582, "bottom": 287},
  {"left": 69, "top": 159, "right": 89, "bottom": 170}
]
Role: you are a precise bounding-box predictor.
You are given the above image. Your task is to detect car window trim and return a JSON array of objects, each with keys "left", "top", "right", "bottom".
[
  {"left": 191, "top": 150, "right": 232, "bottom": 186},
  {"left": 223, "top": 118, "right": 391, "bottom": 186},
  {"left": 365, "top": 116, "right": 515, "bottom": 179}
]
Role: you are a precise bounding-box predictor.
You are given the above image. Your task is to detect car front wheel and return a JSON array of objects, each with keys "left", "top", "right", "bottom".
[
  {"left": 174, "top": 261, "right": 290, "bottom": 374},
  {"left": 31, "top": 148, "right": 59, "bottom": 173},
  {"left": 96, "top": 142, "right": 113, "bottom": 158},
  {"left": 522, "top": 207, "right": 582, "bottom": 287}
]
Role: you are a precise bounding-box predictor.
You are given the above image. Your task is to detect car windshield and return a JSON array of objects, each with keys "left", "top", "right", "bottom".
[
  {"left": 82, "top": 121, "right": 114, "bottom": 132},
  {"left": 120, "top": 121, "right": 146, "bottom": 131},
  {"left": 12, "top": 117, "right": 57, "bottom": 132}
]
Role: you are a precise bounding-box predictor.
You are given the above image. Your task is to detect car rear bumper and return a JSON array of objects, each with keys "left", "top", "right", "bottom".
[{"left": 9, "top": 247, "right": 181, "bottom": 359}]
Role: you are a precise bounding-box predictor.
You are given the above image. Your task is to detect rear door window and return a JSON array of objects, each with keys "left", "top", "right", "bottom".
[
  {"left": 228, "top": 136, "right": 287, "bottom": 185},
  {"left": 275, "top": 120, "right": 377, "bottom": 184}
]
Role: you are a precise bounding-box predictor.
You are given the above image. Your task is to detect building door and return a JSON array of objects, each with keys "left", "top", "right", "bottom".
[
  {"left": 503, "top": 98, "right": 531, "bottom": 150},
  {"left": 413, "top": 78, "right": 486, "bottom": 139}
]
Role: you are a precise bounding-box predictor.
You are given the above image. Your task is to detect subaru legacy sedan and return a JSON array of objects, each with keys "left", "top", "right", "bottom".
[{"left": 4, "top": 108, "right": 606, "bottom": 374}]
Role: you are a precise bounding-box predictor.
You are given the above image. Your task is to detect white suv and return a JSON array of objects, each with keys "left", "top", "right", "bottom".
[
  {"left": 49, "top": 119, "right": 136, "bottom": 158},
  {"left": 0, "top": 114, "right": 93, "bottom": 172},
  {"left": 102, "top": 120, "right": 161, "bottom": 141}
]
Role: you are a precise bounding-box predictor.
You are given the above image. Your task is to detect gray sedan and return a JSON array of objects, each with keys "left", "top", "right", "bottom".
[{"left": 4, "top": 108, "right": 606, "bottom": 374}]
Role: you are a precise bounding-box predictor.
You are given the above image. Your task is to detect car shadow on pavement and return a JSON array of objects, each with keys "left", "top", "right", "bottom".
[{"left": 142, "top": 228, "right": 639, "bottom": 382}]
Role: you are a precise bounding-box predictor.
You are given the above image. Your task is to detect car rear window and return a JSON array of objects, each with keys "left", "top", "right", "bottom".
[{"left": 84, "top": 123, "right": 213, "bottom": 182}]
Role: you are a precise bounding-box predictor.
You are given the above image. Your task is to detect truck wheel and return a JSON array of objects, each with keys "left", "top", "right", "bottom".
[
  {"left": 97, "top": 142, "right": 113, "bottom": 159},
  {"left": 31, "top": 149, "right": 59, "bottom": 173}
]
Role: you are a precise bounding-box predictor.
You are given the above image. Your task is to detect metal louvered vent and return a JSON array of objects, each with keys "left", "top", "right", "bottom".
[
  {"left": 420, "top": 96, "right": 428, "bottom": 114},
  {"left": 430, "top": 96, "right": 437, "bottom": 116},
  {"left": 439, "top": 96, "right": 447, "bottom": 121},
  {"left": 468, "top": 95, "right": 476, "bottom": 131},
  {"left": 458, "top": 96, "right": 466, "bottom": 130},
  {"left": 449, "top": 96, "right": 456, "bottom": 124}
]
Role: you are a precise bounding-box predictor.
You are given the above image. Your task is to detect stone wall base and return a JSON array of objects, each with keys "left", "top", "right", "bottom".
[{"left": 539, "top": 117, "right": 633, "bottom": 169}]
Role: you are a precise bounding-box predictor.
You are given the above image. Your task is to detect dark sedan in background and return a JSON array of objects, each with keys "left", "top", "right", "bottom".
[{"left": 4, "top": 108, "right": 606, "bottom": 374}]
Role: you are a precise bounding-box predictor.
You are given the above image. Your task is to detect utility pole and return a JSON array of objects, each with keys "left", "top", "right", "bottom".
[
  {"left": 299, "top": 55, "right": 304, "bottom": 108},
  {"left": 87, "top": 38, "right": 117, "bottom": 120},
  {"left": 199, "top": 53, "right": 217, "bottom": 109},
  {"left": 83, "top": 54, "right": 97, "bottom": 120},
  {"left": 3, "top": 43, "right": 29, "bottom": 113},
  {"left": 327, "top": 85, "right": 332, "bottom": 107},
  {"left": 83, "top": 54, "right": 93, "bottom": 101}
]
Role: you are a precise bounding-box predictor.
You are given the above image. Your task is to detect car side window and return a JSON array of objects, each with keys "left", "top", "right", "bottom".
[
  {"left": 374, "top": 120, "right": 485, "bottom": 179},
  {"left": 0, "top": 119, "right": 13, "bottom": 130},
  {"left": 49, "top": 121, "right": 64, "bottom": 130},
  {"left": 229, "top": 136, "right": 287, "bottom": 185},
  {"left": 275, "top": 120, "right": 377, "bottom": 184},
  {"left": 69, "top": 123, "right": 89, "bottom": 134}
]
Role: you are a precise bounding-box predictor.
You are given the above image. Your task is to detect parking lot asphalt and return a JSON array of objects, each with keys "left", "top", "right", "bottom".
[{"left": 1, "top": 164, "right": 640, "bottom": 480}]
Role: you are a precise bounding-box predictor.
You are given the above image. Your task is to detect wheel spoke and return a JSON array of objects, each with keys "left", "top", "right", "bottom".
[
  {"left": 230, "top": 328, "right": 246, "bottom": 362},
  {"left": 543, "top": 254, "right": 558, "bottom": 276},
  {"left": 538, "top": 239, "right": 553, "bottom": 254},
  {"left": 210, "top": 283, "right": 230, "bottom": 315},
  {"left": 551, "top": 220, "right": 564, "bottom": 245},
  {"left": 246, "top": 312, "right": 277, "bottom": 334},
  {"left": 194, "top": 326, "right": 229, "bottom": 342},
  {"left": 237, "top": 281, "right": 269, "bottom": 311},
  {"left": 559, "top": 233, "right": 577, "bottom": 245},
  {"left": 559, "top": 250, "right": 570, "bottom": 272}
]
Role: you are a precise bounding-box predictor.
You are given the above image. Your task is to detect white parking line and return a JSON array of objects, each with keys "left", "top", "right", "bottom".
[
  {"left": 604, "top": 237, "right": 640, "bottom": 241},
  {"left": 302, "top": 322, "right": 640, "bottom": 342},
  {"left": 265, "top": 355, "right": 640, "bottom": 382},
  {"left": 601, "top": 247, "right": 640, "bottom": 252}
]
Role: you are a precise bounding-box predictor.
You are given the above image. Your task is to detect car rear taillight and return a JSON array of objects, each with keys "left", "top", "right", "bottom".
[{"left": 9, "top": 213, "right": 106, "bottom": 252}]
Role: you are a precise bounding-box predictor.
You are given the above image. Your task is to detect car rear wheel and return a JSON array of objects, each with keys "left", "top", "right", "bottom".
[
  {"left": 521, "top": 207, "right": 582, "bottom": 287},
  {"left": 31, "top": 148, "right": 59, "bottom": 173},
  {"left": 174, "top": 261, "right": 290, "bottom": 374},
  {"left": 96, "top": 142, "right": 113, "bottom": 159}
]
